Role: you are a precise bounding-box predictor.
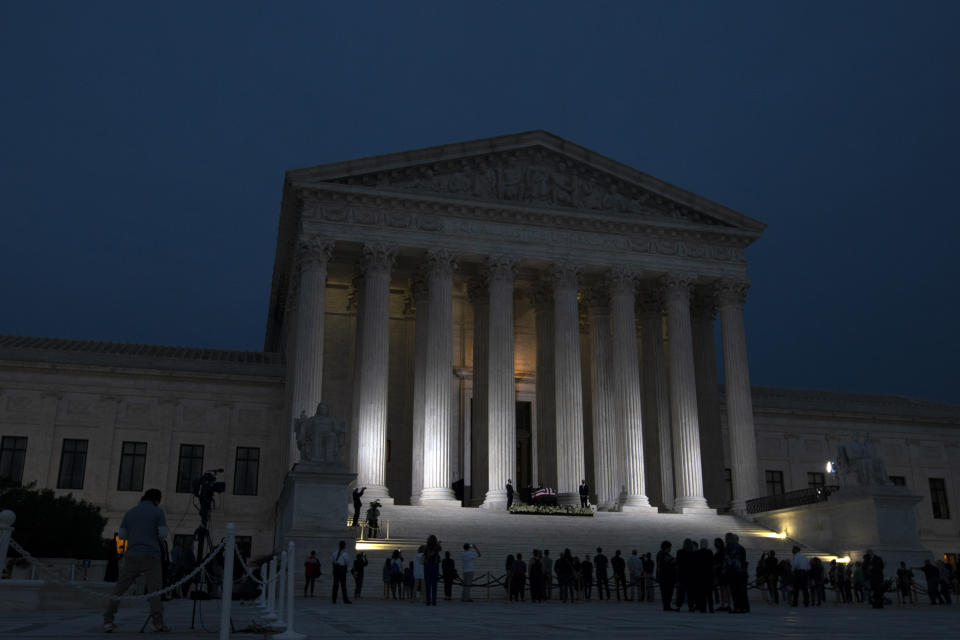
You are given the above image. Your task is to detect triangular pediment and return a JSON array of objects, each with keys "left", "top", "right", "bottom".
[{"left": 288, "top": 131, "right": 766, "bottom": 233}]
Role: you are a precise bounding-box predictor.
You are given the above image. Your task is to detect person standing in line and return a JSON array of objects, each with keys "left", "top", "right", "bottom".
[
  {"left": 643, "top": 552, "right": 656, "bottom": 602},
  {"left": 304, "top": 550, "right": 321, "bottom": 597},
  {"left": 936, "top": 560, "right": 953, "bottom": 604},
  {"left": 764, "top": 550, "right": 779, "bottom": 604},
  {"left": 460, "top": 543, "right": 480, "bottom": 602},
  {"left": 542, "top": 549, "right": 553, "bottom": 600},
  {"left": 413, "top": 545, "right": 425, "bottom": 602},
  {"left": 918, "top": 560, "right": 943, "bottom": 604},
  {"left": 351, "top": 551, "right": 368, "bottom": 599},
  {"left": 441, "top": 551, "right": 456, "bottom": 600},
  {"left": 896, "top": 561, "right": 914, "bottom": 605},
  {"left": 627, "top": 550, "right": 643, "bottom": 602},
  {"left": 331, "top": 540, "right": 352, "bottom": 604},
  {"left": 675, "top": 539, "right": 694, "bottom": 610},
  {"left": 611, "top": 550, "right": 628, "bottom": 601},
  {"left": 529, "top": 550, "right": 544, "bottom": 602},
  {"left": 713, "top": 538, "right": 730, "bottom": 611},
  {"left": 382, "top": 557, "right": 392, "bottom": 599},
  {"left": 580, "top": 554, "right": 593, "bottom": 601},
  {"left": 103, "top": 489, "right": 170, "bottom": 633},
  {"left": 594, "top": 547, "right": 610, "bottom": 600},
  {"left": 390, "top": 550, "right": 404, "bottom": 599},
  {"left": 510, "top": 552, "right": 527, "bottom": 601},
  {"left": 351, "top": 486, "right": 366, "bottom": 527},
  {"left": 724, "top": 533, "right": 749, "bottom": 613},
  {"left": 869, "top": 553, "right": 886, "bottom": 609},
  {"left": 423, "top": 534, "right": 442, "bottom": 606},
  {"left": 556, "top": 549, "right": 576, "bottom": 604},
  {"left": 791, "top": 546, "right": 811, "bottom": 607},
  {"left": 694, "top": 538, "right": 714, "bottom": 613},
  {"left": 578, "top": 480, "right": 590, "bottom": 508},
  {"left": 656, "top": 540, "right": 676, "bottom": 611},
  {"left": 506, "top": 479, "right": 515, "bottom": 509}
]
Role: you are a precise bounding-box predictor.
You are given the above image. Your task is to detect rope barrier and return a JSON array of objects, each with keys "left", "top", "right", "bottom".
[
  {"left": 8, "top": 536, "right": 225, "bottom": 602},
  {"left": 232, "top": 546, "right": 281, "bottom": 587}
]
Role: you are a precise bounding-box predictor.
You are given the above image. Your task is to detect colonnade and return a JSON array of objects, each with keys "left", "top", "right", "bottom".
[{"left": 287, "top": 239, "right": 761, "bottom": 514}]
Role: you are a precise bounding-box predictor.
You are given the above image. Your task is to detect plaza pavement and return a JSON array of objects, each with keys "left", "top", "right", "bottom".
[{"left": 0, "top": 595, "right": 957, "bottom": 639}]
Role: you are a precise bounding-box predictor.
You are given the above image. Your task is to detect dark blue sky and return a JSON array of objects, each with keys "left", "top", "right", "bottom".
[{"left": 1, "top": 2, "right": 958, "bottom": 404}]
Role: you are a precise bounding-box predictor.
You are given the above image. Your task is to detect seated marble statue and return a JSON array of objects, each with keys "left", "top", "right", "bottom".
[
  {"left": 837, "top": 432, "right": 891, "bottom": 487},
  {"left": 294, "top": 402, "right": 346, "bottom": 465}
]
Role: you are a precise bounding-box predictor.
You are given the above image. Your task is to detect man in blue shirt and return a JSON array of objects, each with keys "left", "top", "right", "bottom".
[{"left": 104, "top": 488, "right": 169, "bottom": 633}]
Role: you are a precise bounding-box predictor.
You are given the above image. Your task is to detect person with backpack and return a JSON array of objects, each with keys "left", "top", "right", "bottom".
[{"left": 304, "top": 550, "right": 321, "bottom": 597}]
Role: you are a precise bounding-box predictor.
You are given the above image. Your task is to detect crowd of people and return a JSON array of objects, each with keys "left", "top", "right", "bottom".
[{"left": 311, "top": 533, "right": 958, "bottom": 611}]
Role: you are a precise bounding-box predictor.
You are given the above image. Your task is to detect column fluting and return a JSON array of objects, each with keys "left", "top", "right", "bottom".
[
  {"left": 419, "top": 249, "right": 459, "bottom": 504},
  {"left": 691, "top": 286, "right": 726, "bottom": 509},
  {"left": 530, "top": 281, "right": 557, "bottom": 491},
  {"left": 409, "top": 273, "right": 429, "bottom": 505},
  {"left": 482, "top": 256, "right": 518, "bottom": 509},
  {"left": 354, "top": 244, "right": 396, "bottom": 500},
  {"left": 586, "top": 288, "right": 619, "bottom": 510},
  {"left": 661, "top": 274, "right": 713, "bottom": 513},
  {"left": 609, "top": 269, "right": 655, "bottom": 511},
  {"left": 638, "top": 285, "right": 674, "bottom": 510},
  {"left": 468, "top": 278, "right": 489, "bottom": 506},
  {"left": 717, "top": 279, "right": 761, "bottom": 514},
  {"left": 288, "top": 236, "right": 334, "bottom": 467},
  {"left": 550, "top": 263, "right": 586, "bottom": 506}
]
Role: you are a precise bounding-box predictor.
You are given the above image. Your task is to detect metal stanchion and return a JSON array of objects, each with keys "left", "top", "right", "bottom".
[
  {"left": 276, "top": 541, "right": 304, "bottom": 640},
  {"left": 264, "top": 556, "right": 279, "bottom": 622},
  {"left": 276, "top": 550, "right": 287, "bottom": 628},
  {"left": 219, "top": 523, "right": 235, "bottom": 640}
]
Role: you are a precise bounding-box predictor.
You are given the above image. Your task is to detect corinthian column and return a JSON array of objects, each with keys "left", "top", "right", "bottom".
[
  {"left": 691, "top": 286, "right": 726, "bottom": 508},
  {"left": 482, "top": 256, "right": 518, "bottom": 509},
  {"left": 288, "top": 236, "right": 334, "bottom": 467},
  {"left": 468, "top": 278, "right": 489, "bottom": 506},
  {"left": 549, "top": 263, "right": 585, "bottom": 506},
  {"left": 717, "top": 279, "right": 761, "bottom": 514},
  {"left": 660, "top": 274, "right": 714, "bottom": 514},
  {"left": 585, "top": 289, "right": 618, "bottom": 510},
  {"left": 354, "top": 244, "right": 396, "bottom": 501},
  {"left": 608, "top": 269, "right": 656, "bottom": 512},
  {"left": 530, "top": 281, "right": 557, "bottom": 490},
  {"left": 409, "top": 273, "right": 429, "bottom": 505},
  {"left": 638, "top": 285, "right": 673, "bottom": 510},
  {"left": 419, "top": 249, "right": 459, "bottom": 505}
]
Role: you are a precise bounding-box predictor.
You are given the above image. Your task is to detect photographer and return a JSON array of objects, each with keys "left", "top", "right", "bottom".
[{"left": 103, "top": 489, "right": 170, "bottom": 633}]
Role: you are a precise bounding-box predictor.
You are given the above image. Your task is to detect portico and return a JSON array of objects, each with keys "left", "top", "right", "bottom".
[{"left": 268, "top": 131, "right": 767, "bottom": 514}]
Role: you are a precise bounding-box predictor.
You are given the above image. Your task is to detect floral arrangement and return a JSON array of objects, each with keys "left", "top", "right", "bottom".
[{"left": 508, "top": 504, "right": 593, "bottom": 517}]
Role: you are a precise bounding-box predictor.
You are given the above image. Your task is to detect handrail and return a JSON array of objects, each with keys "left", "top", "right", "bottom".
[{"left": 746, "top": 487, "right": 834, "bottom": 514}]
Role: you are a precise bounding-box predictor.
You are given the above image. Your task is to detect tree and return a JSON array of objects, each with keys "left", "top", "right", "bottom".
[{"left": 0, "top": 479, "right": 107, "bottom": 558}]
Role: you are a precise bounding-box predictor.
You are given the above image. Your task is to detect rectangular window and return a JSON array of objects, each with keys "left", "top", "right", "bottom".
[
  {"left": 0, "top": 436, "right": 27, "bottom": 485},
  {"left": 117, "top": 441, "right": 147, "bottom": 492},
  {"left": 807, "top": 472, "right": 825, "bottom": 489},
  {"left": 57, "top": 438, "right": 88, "bottom": 489},
  {"left": 176, "top": 444, "right": 205, "bottom": 493},
  {"left": 233, "top": 447, "right": 260, "bottom": 496},
  {"left": 765, "top": 470, "right": 784, "bottom": 496},
  {"left": 890, "top": 475, "right": 907, "bottom": 487},
  {"left": 930, "top": 478, "right": 950, "bottom": 519}
]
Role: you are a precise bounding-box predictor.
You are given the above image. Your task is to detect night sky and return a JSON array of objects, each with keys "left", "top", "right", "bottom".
[{"left": 1, "top": 2, "right": 958, "bottom": 405}]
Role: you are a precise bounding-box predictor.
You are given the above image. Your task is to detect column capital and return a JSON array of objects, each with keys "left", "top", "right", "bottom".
[
  {"left": 484, "top": 255, "right": 518, "bottom": 285},
  {"left": 636, "top": 282, "right": 664, "bottom": 315},
  {"left": 467, "top": 276, "right": 489, "bottom": 305},
  {"left": 715, "top": 278, "right": 750, "bottom": 307},
  {"left": 690, "top": 285, "right": 718, "bottom": 320},
  {"left": 360, "top": 243, "right": 398, "bottom": 275},
  {"left": 425, "top": 248, "right": 458, "bottom": 277},
  {"left": 583, "top": 288, "right": 611, "bottom": 315},
  {"left": 606, "top": 267, "right": 640, "bottom": 297},
  {"left": 298, "top": 236, "right": 335, "bottom": 272},
  {"left": 528, "top": 279, "right": 554, "bottom": 310},
  {"left": 658, "top": 273, "right": 696, "bottom": 303},
  {"left": 547, "top": 262, "right": 582, "bottom": 291}
]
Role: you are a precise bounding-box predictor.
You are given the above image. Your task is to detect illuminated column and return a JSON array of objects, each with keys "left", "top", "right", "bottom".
[
  {"left": 638, "top": 285, "right": 674, "bottom": 510},
  {"left": 585, "top": 289, "right": 618, "bottom": 509},
  {"left": 419, "top": 249, "right": 459, "bottom": 505},
  {"left": 550, "top": 263, "right": 585, "bottom": 506},
  {"left": 467, "top": 277, "right": 489, "bottom": 506},
  {"left": 482, "top": 256, "right": 518, "bottom": 509},
  {"left": 354, "top": 244, "right": 396, "bottom": 501},
  {"left": 530, "top": 281, "right": 557, "bottom": 490},
  {"left": 691, "top": 286, "right": 726, "bottom": 508},
  {"left": 717, "top": 279, "right": 761, "bottom": 514},
  {"left": 608, "top": 269, "right": 655, "bottom": 512},
  {"left": 288, "top": 236, "right": 334, "bottom": 467},
  {"left": 409, "top": 273, "right": 429, "bottom": 505},
  {"left": 661, "top": 274, "right": 714, "bottom": 514}
]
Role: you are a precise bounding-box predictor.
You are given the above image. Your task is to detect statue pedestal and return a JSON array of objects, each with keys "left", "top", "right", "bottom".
[
  {"left": 276, "top": 462, "right": 356, "bottom": 588},
  {"left": 755, "top": 484, "right": 931, "bottom": 569}
]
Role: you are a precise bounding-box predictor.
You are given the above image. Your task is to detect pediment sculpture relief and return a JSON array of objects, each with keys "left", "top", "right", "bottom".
[{"left": 333, "top": 147, "right": 728, "bottom": 227}]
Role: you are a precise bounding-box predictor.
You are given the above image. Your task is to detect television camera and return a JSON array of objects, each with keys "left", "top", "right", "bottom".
[{"left": 191, "top": 468, "right": 226, "bottom": 523}]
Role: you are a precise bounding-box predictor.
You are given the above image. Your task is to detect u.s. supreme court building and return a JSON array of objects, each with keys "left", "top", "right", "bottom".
[{"left": 1, "top": 131, "right": 958, "bottom": 565}]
